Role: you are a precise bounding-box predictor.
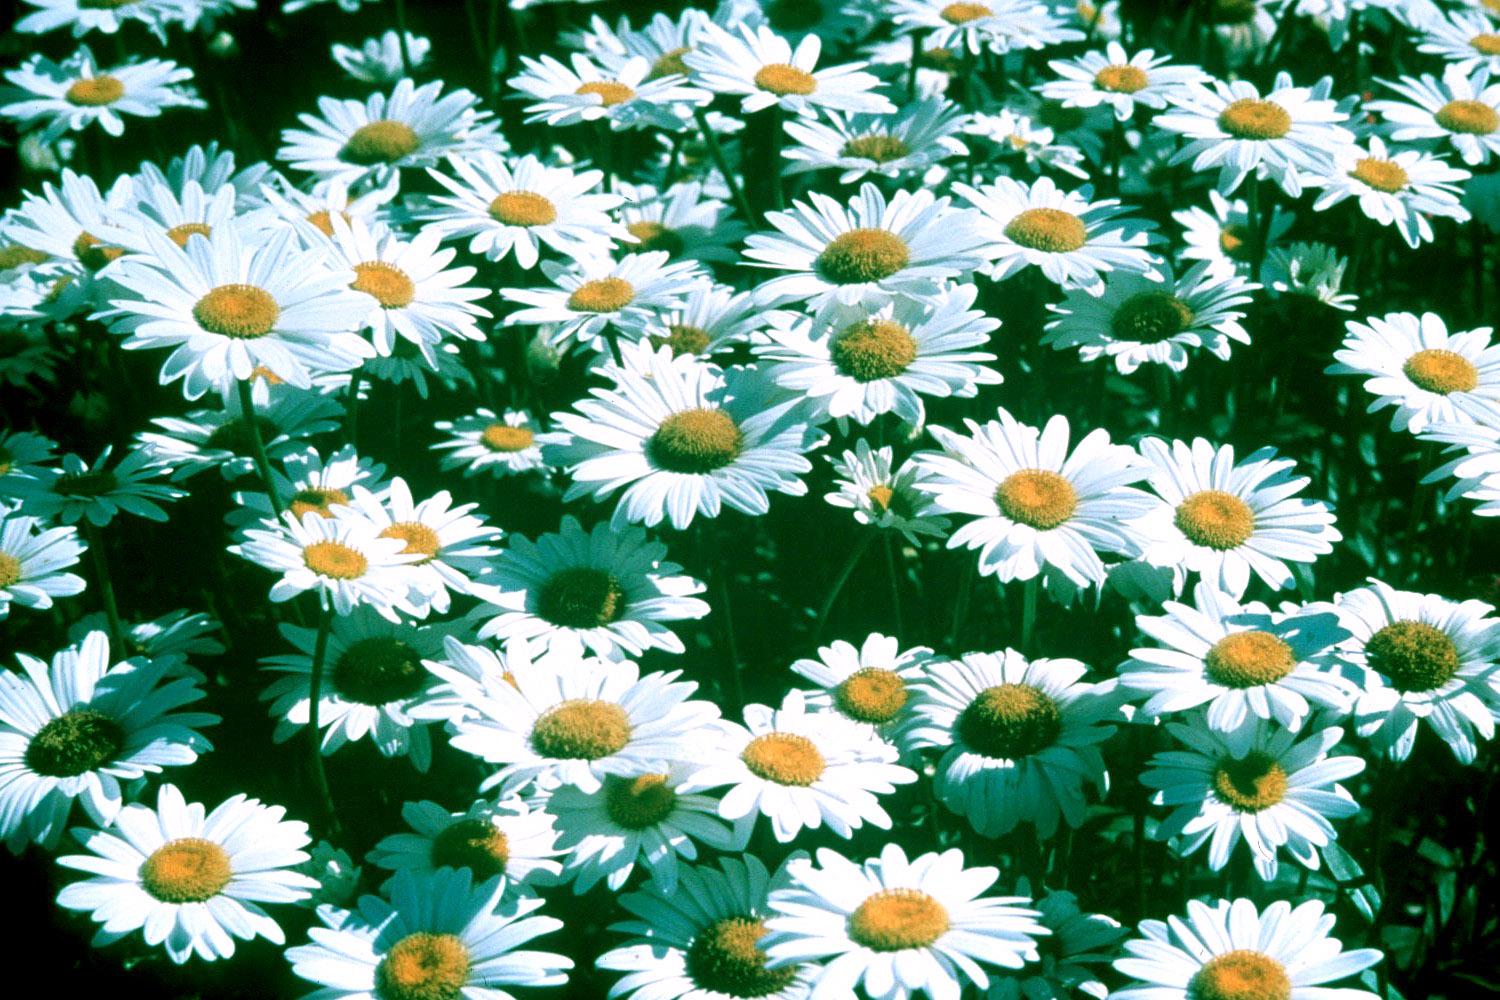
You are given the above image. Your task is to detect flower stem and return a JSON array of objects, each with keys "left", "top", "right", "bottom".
[
  {"left": 307, "top": 602, "right": 342, "bottom": 837},
  {"left": 694, "top": 108, "right": 755, "bottom": 224},
  {"left": 346, "top": 372, "right": 363, "bottom": 449},
  {"left": 1020, "top": 574, "right": 1040, "bottom": 654},
  {"left": 237, "top": 379, "right": 284, "bottom": 519},
  {"left": 812, "top": 531, "right": 876, "bottom": 645},
  {"left": 769, "top": 105, "right": 785, "bottom": 212},
  {"left": 81, "top": 521, "right": 125, "bottom": 652},
  {"left": 394, "top": 0, "right": 413, "bottom": 75},
  {"left": 881, "top": 533, "right": 905, "bottom": 637}
]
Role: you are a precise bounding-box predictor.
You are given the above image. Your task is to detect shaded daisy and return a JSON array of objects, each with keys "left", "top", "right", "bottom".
[
  {"left": 633, "top": 281, "right": 759, "bottom": 359},
  {"left": 227, "top": 443, "right": 388, "bottom": 532},
  {"left": 1174, "top": 188, "right": 1294, "bottom": 279},
  {"left": 826, "top": 439, "right": 951, "bottom": 543},
  {"left": 331, "top": 30, "right": 432, "bottom": 84},
  {"left": 136, "top": 385, "right": 343, "bottom": 483},
  {"left": 10, "top": 445, "right": 183, "bottom": 526},
  {"left": 618, "top": 179, "right": 749, "bottom": 264},
  {"left": 985, "top": 885, "right": 1124, "bottom": 1000},
  {"left": 367, "top": 797, "right": 562, "bottom": 895}
]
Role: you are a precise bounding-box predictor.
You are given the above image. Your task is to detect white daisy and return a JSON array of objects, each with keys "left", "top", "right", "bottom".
[
  {"left": 5, "top": 168, "right": 135, "bottom": 295},
  {"left": 1311, "top": 136, "right": 1471, "bottom": 248},
  {"left": 0, "top": 45, "right": 202, "bottom": 143},
  {"left": 9, "top": 445, "right": 183, "bottom": 526},
  {"left": 1174, "top": 188, "right": 1294, "bottom": 279},
  {"left": 792, "top": 632, "right": 931, "bottom": 746},
  {"left": 232, "top": 508, "right": 417, "bottom": 617},
  {"left": 618, "top": 179, "right": 749, "bottom": 264},
  {"left": 684, "top": 24, "right": 894, "bottom": 117},
  {"left": 782, "top": 99, "right": 969, "bottom": 183},
  {"left": 512, "top": 52, "right": 705, "bottom": 130},
  {"left": 633, "top": 281, "right": 760, "bottom": 358},
  {"left": 107, "top": 175, "right": 238, "bottom": 258},
  {"left": 1369, "top": 64, "right": 1500, "bottom": 167},
  {"left": 0, "top": 507, "right": 85, "bottom": 619},
  {"left": 17, "top": 0, "right": 184, "bottom": 39},
  {"left": 1418, "top": 10, "right": 1500, "bottom": 73},
  {"left": 891, "top": 0, "right": 1082, "bottom": 55},
  {"left": 227, "top": 442, "right": 388, "bottom": 532},
  {"left": 1041, "top": 42, "right": 1208, "bottom": 121},
  {"left": 57, "top": 783, "right": 317, "bottom": 963},
  {"left": 826, "top": 439, "right": 951, "bottom": 543},
  {"left": 962, "top": 107, "right": 1091, "bottom": 179},
  {"left": 252, "top": 172, "right": 401, "bottom": 249},
  {"left": 367, "top": 797, "right": 562, "bottom": 895},
  {"left": 431, "top": 407, "right": 548, "bottom": 478},
  {"left": 332, "top": 31, "right": 432, "bottom": 84}
]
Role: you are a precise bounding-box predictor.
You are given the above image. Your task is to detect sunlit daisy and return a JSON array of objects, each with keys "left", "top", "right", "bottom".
[
  {"left": 1312, "top": 136, "right": 1471, "bottom": 248},
  {"left": 1, "top": 46, "right": 202, "bottom": 143},
  {"left": 792, "top": 632, "right": 931, "bottom": 747},
  {"left": 0, "top": 507, "right": 85, "bottom": 619},
  {"left": 1369, "top": 65, "right": 1500, "bottom": 167},
  {"left": 1174, "top": 188, "right": 1294, "bottom": 279},
  {"left": 890, "top": 0, "right": 1082, "bottom": 55},
  {"left": 227, "top": 442, "right": 388, "bottom": 532},
  {"left": 233, "top": 507, "right": 416, "bottom": 617},
  {"left": 1041, "top": 42, "right": 1208, "bottom": 121},
  {"left": 5, "top": 168, "right": 136, "bottom": 295},
  {"left": 367, "top": 797, "right": 563, "bottom": 895},
  {"left": 10, "top": 445, "right": 183, "bottom": 526},
  {"left": 826, "top": 439, "right": 951, "bottom": 543},
  {"left": 431, "top": 407, "right": 548, "bottom": 478},
  {"left": 684, "top": 24, "right": 894, "bottom": 117},
  {"left": 513, "top": 53, "right": 705, "bottom": 130},
  {"left": 782, "top": 99, "right": 969, "bottom": 183},
  {"left": 253, "top": 172, "right": 401, "bottom": 248}
]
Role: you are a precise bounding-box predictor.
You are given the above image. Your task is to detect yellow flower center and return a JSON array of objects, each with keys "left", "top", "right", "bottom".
[
  {"left": 193, "top": 283, "right": 280, "bottom": 339},
  {"left": 567, "top": 276, "right": 635, "bottom": 313},
  {"left": 753, "top": 64, "right": 818, "bottom": 96},
  {"left": 816, "top": 228, "right": 911, "bottom": 284},
  {"left": 488, "top": 191, "right": 557, "bottom": 227},
  {"left": 626, "top": 220, "right": 685, "bottom": 256},
  {"left": 576, "top": 80, "right": 635, "bottom": 106},
  {"left": 649, "top": 408, "right": 743, "bottom": 473},
  {"left": 1175, "top": 490, "right": 1255, "bottom": 550},
  {"left": 650, "top": 323, "right": 712, "bottom": 356},
  {"left": 289, "top": 486, "right": 350, "bottom": 519},
  {"left": 941, "top": 1, "right": 991, "bottom": 24},
  {"left": 481, "top": 422, "right": 534, "bottom": 452},
  {"left": 1472, "top": 33, "right": 1500, "bottom": 55},
  {"left": 140, "top": 838, "right": 233, "bottom": 903},
  {"left": 341, "top": 120, "right": 421, "bottom": 164},
  {"left": 1188, "top": 950, "right": 1292, "bottom": 1000},
  {"left": 305, "top": 209, "right": 348, "bottom": 237},
  {"left": 959, "top": 683, "right": 1063, "bottom": 758},
  {"left": 1403, "top": 348, "right": 1479, "bottom": 394},
  {"left": 848, "top": 889, "right": 951, "bottom": 951},
  {"left": 0, "top": 552, "right": 20, "bottom": 588},
  {"left": 375, "top": 933, "right": 470, "bottom": 1000},
  {"left": 841, "top": 134, "right": 911, "bottom": 163},
  {"left": 381, "top": 522, "right": 441, "bottom": 563},
  {"left": 996, "top": 469, "right": 1078, "bottom": 530},
  {"left": 0, "top": 244, "right": 48, "bottom": 270},
  {"left": 531, "top": 699, "right": 633, "bottom": 759},
  {"left": 867, "top": 484, "right": 895, "bottom": 512},
  {"left": 53, "top": 470, "right": 117, "bottom": 497},
  {"left": 830, "top": 318, "right": 918, "bottom": 382},
  {"left": 1434, "top": 99, "right": 1499, "bottom": 135},
  {"left": 352, "top": 261, "right": 416, "bottom": 309},
  {"left": 649, "top": 46, "right": 692, "bottom": 80},
  {"left": 25, "top": 708, "right": 123, "bottom": 777},
  {"left": 918, "top": 46, "right": 961, "bottom": 73},
  {"left": 1112, "top": 291, "right": 1195, "bottom": 343},
  {"left": 1218, "top": 223, "right": 1253, "bottom": 260},
  {"left": 333, "top": 637, "right": 426, "bottom": 705},
  {"left": 742, "top": 732, "right": 826, "bottom": 786},
  {"left": 1349, "top": 157, "right": 1409, "bottom": 193},
  {"left": 431, "top": 818, "right": 509, "bottom": 880},
  {"left": 686, "top": 916, "right": 799, "bottom": 996},
  {"left": 604, "top": 773, "right": 677, "bottom": 829},
  {"left": 1205, "top": 631, "right": 1296, "bottom": 688},
  {"left": 1217, "top": 98, "right": 1293, "bottom": 140},
  {"left": 1213, "top": 751, "right": 1289, "bottom": 811},
  {"left": 1004, "top": 207, "right": 1088, "bottom": 252},
  {"left": 302, "top": 540, "right": 368, "bottom": 579},
  {"left": 165, "top": 222, "right": 212, "bottom": 247},
  {"left": 1366, "top": 619, "right": 1461, "bottom": 692},
  {"left": 834, "top": 668, "right": 908, "bottom": 724},
  {"left": 66, "top": 75, "right": 125, "bottom": 106},
  {"left": 1095, "top": 64, "right": 1149, "bottom": 93},
  {"left": 536, "top": 566, "right": 626, "bottom": 628},
  {"left": 72, "top": 231, "right": 125, "bottom": 270}
]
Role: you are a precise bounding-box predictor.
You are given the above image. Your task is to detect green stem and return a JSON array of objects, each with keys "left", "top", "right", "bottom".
[
  {"left": 769, "top": 106, "right": 785, "bottom": 212},
  {"left": 82, "top": 521, "right": 125, "bottom": 652},
  {"left": 394, "top": 0, "right": 413, "bottom": 76},
  {"left": 694, "top": 108, "right": 755, "bottom": 224},
  {"left": 307, "top": 602, "right": 342, "bottom": 836},
  {"left": 1020, "top": 574, "right": 1040, "bottom": 654},
  {"left": 237, "top": 379, "right": 283, "bottom": 519},
  {"left": 346, "top": 372, "right": 363, "bottom": 449},
  {"left": 906, "top": 32, "right": 922, "bottom": 101},
  {"left": 881, "top": 533, "right": 905, "bottom": 638},
  {"left": 812, "top": 531, "right": 876, "bottom": 644}
]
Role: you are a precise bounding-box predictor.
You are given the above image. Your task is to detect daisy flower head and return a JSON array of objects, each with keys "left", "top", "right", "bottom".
[
  {"left": 1263, "top": 240, "right": 1358, "bottom": 311},
  {"left": 684, "top": 689, "right": 917, "bottom": 843},
  {"left": 1370, "top": 65, "right": 1500, "bottom": 167},
  {"left": 915, "top": 408, "right": 1154, "bottom": 590},
  {"left": 10, "top": 445, "right": 183, "bottom": 526},
  {"left": 635, "top": 281, "right": 759, "bottom": 359},
  {"left": 286, "top": 868, "right": 572, "bottom": 997},
  {"left": 474, "top": 513, "right": 708, "bottom": 659},
  {"left": 1334, "top": 579, "right": 1500, "bottom": 764},
  {"left": 1112, "top": 897, "right": 1381, "bottom": 1000},
  {"left": 232, "top": 507, "right": 417, "bottom": 617},
  {"left": 1145, "top": 716, "right": 1365, "bottom": 881},
  {"left": 792, "top": 632, "right": 932, "bottom": 746},
  {"left": 1043, "top": 261, "right": 1257, "bottom": 373},
  {"left": 618, "top": 179, "right": 749, "bottom": 264},
  {"left": 1041, "top": 42, "right": 1209, "bottom": 121},
  {"left": 0, "top": 631, "right": 216, "bottom": 851},
  {"left": 597, "top": 853, "right": 818, "bottom": 1000},
  {"left": 544, "top": 345, "right": 820, "bottom": 531},
  {"left": 1417, "top": 10, "right": 1500, "bottom": 73},
  {"left": 420, "top": 150, "right": 625, "bottom": 269},
  {"left": 955, "top": 175, "right": 1160, "bottom": 294},
  {"left": 891, "top": 0, "right": 1082, "bottom": 55},
  {"left": 278, "top": 78, "right": 501, "bottom": 187},
  {"left": 105, "top": 225, "right": 373, "bottom": 399},
  {"left": 1175, "top": 188, "right": 1294, "bottom": 279},
  {"left": 744, "top": 182, "right": 987, "bottom": 316},
  {"left": 253, "top": 171, "right": 401, "bottom": 249},
  {"left": 17, "top": 0, "right": 185, "bottom": 39},
  {"left": 1312, "top": 136, "right": 1471, "bottom": 248},
  {"left": 6, "top": 167, "right": 135, "bottom": 293},
  {"left": 684, "top": 23, "right": 894, "bottom": 117},
  {"left": 107, "top": 174, "right": 239, "bottom": 260},
  {"left": 332, "top": 31, "right": 432, "bottom": 84},
  {"left": 826, "top": 439, "right": 951, "bottom": 543},
  {"left": 1, "top": 46, "right": 203, "bottom": 143},
  {"left": 756, "top": 284, "right": 1002, "bottom": 428},
  {"left": 1328, "top": 311, "right": 1500, "bottom": 433},
  {"left": 781, "top": 98, "right": 969, "bottom": 184},
  {"left": 1156, "top": 71, "right": 1355, "bottom": 197},
  {"left": 1122, "top": 582, "right": 1355, "bottom": 733},
  {"left": 431, "top": 407, "right": 547, "bottom": 478},
  {"left": 367, "top": 797, "right": 563, "bottom": 896},
  {"left": 763, "top": 843, "right": 1048, "bottom": 1000},
  {"left": 962, "top": 107, "right": 1091, "bottom": 179},
  {"left": 908, "top": 650, "right": 1119, "bottom": 837},
  {"left": 57, "top": 783, "right": 317, "bottom": 964},
  {"left": 513, "top": 52, "right": 705, "bottom": 130},
  {"left": 227, "top": 442, "right": 388, "bottom": 531},
  {"left": 0, "top": 507, "right": 85, "bottom": 619},
  {"left": 1135, "top": 437, "right": 1341, "bottom": 599}
]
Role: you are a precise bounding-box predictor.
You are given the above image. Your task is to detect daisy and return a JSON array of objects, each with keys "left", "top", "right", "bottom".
[
  {"left": 475, "top": 514, "right": 708, "bottom": 659},
  {"left": 10, "top": 445, "right": 183, "bottom": 526},
  {"left": 756, "top": 284, "right": 1002, "bottom": 427},
  {"left": 254, "top": 172, "right": 401, "bottom": 248},
  {"left": 286, "top": 868, "right": 572, "bottom": 997},
  {"left": 575, "top": 8, "right": 714, "bottom": 76},
  {"left": 826, "top": 439, "right": 951, "bottom": 543},
  {"left": 0, "top": 429, "right": 57, "bottom": 492},
  {"left": 140, "top": 141, "right": 272, "bottom": 212},
  {"left": 962, "top": 108, "right": 1091, "bottom": 179},
  {"left": 684, "top": 24, "right": 894, "bottom": 117},
  {"left": 1043, "top": 262, "right": 1256, "bottom": 373},
  {"left": 547, "top": 761, "right": 738, "bottom": 893},
  {"left": 108, "top": 176, "right": 238, "bottom": 257},
  {"left": 17, "top": 0, "right": 184, "bottom": 39},
  {"left": 1156, "top": 71, "right": 1355, "bottom": 196},
  {"left": 618, "top": 179, "right": 748, "bottom": 264},
  {"left": 431, "top": 407, "right": 548, "bottom": 478},
  {"left": 367, "top": 797, "right": 562, "bottom": 895},
  {"left": 57, "top": 784, "right": 317, "bottom": 963},
  {"left": 69, "top": 608, "right": 224, "bottom": 677},
  {"left": 1328, "top": 311, "right": 1500, "bottom": 432},
  {"left": 744, "top": 183, "right": 987, "bottom": 316},
  {"left": 0, "top": 507, "right": 85, "bottom": 619},
  {"left": 420, "top": 151, "right": 625, "bottom": 269},
  {"left": 1418, "top": 10, "right": 1500, "bottom": 73},
  {"left": 986, "top": 886, "right": 1124, "bottom": 1000},
  {"left": 1112, "top": 897, "right": 1382, "bottom": 1000},
  {"left": 634, "top": 281, "right": 759, "bottom": 358},
  {"left": 1041, "top": 43, "right": 1208, "bottom": 121},
  {"left": 227, "top": 443, "right": 388, "bottom": 532},
  {"left": 104, "top": 225, "right": 373, "bottom": 399},
  {"left": 1263, "top": 240, "right": 1358, "bottom": 311},
  {"left": 762, "top": 844, "right": 1048, "bottom": 1000},
  {"left": 544, "top": 345, "right": 820, "bottom": 531},
  {"left": 684, "top": 689, "right": 917, "bottom": 843},
  {"left": 233, "top": 508, "right": 417, "bottom": 617},
  {"left": 1333, "top": 579, "right": 1500, "bottom": 764},
  {"left": 1312, "top": 136, "right": 1471, "bottom": 248},
  {"left": 915, "top": 408, "right": 1154, "bottom": 589},
  {"left": 891, "top": 0, "right": 1082, "bottom": 55},
  {"left": 442, "top": 654, "right": 720, "bottom": 796},
  {"left": 5, "top": 168, "right": 136, "bottom": 286},
  {"left": 955, "top": 175, "right": 1160, "bottom": 294},
  {"left": 1, "top": 46, "right": 202, "bottom": 143},
  {"left": 0, "top": 631, "right": 215, "bottom": 851},
  {"left": 1135, "top": 437, "right": 1341, "bottom": 599},
  {"left": 137, "top": 386, "right": 343, "bottom": 483},
  {"left": 1122, "top": 582, "right": 1355, "bottom": 733},
  {"left": 503, "top": 252, "right": 705, "bottom": 354},
  {"left": 1371, "top": 66, "right": 1500, "bottom": 167},
  {"left": 512, "top": 53, "right": 705, "bottom": 130},
  {"left": 597, "top": 854, "right": 818, "bottom": 1000},
  {"left": 782, "top": 99, "right": 969, "bottom": 183},
  {"left": 909, "top": 650, "right": 1119, "bottom": 837},
  {"left": 792, "top": 632, "right": 931, "bottom": 746},
  {"left": 332, "top": 31, "right": 432, "bottom": 84},
  {"left": 260, "top": 606, "right": 447, "bottom": 770},
  {"left": 278, "top": 78, "right": 501, "bottom": 187},
  {"left": 1174, "top": 188, "right": 1294, "bottom": 279}
]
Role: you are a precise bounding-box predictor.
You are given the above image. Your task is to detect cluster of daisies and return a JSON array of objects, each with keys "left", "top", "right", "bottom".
[{"left": 1, "top": 0, "right": 1499, "bottom": 997}]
